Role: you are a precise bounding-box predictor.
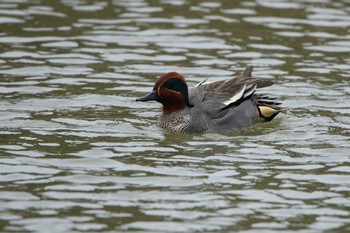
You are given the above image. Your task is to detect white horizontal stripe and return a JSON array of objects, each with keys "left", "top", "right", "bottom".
[{"left": 223, "top": 84, "right": 246, "bottom": 106}]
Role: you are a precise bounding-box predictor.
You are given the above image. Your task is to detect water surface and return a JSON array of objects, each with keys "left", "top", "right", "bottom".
[{"left": 0, "top": 0, "right": 349, "bottom": 232}]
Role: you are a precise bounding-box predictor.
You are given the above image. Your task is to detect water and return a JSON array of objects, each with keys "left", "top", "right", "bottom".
[{"left": 0, "top": 0, "right": 349, "bottom": 232}]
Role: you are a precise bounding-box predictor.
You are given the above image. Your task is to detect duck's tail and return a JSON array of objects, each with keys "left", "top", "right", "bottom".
[{"left": 255, "top": 95, "right": 282, "bottom": 121}]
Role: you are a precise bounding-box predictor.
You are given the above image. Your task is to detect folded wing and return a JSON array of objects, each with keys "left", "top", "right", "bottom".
[{"left": 189, "top": 66, "right": 280, "bottom": 120}]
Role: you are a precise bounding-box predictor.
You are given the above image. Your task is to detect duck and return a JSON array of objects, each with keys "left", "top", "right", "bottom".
[{"left": 136, "top": 66, "right": 281, "bottom": 133}]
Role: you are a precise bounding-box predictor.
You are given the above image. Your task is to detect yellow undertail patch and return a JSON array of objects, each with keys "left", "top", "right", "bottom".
[{"left": 257, "top": 105, "right": 281, "bottom": 121}]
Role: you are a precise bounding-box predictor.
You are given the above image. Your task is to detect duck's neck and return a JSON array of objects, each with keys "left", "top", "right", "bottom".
[
  {"left": 162, "top": 102, "right": 186, "bottom": 115},
  {"left": 159, "top": 89, "right": 187, "bottom": 115}
]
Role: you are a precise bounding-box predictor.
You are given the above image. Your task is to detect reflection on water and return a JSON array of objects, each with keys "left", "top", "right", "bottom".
[{"left": 0, "top": 0, "right": 349, "bottom": 232}]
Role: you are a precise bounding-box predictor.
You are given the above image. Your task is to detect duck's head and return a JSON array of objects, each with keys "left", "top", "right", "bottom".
[{"left": 137, "top": 72, "right": 193, "bottom": 114}]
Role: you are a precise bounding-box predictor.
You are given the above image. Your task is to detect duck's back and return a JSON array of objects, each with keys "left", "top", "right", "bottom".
[{"left": 182, "top": 66, "right": 281, "bottom": 133}]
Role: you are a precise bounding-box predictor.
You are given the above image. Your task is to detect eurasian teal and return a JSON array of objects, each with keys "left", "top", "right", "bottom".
[{"left": 137, "top": 66, "right": 281, "bottom": 133}]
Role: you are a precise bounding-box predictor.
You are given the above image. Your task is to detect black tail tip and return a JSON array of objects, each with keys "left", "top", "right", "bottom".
[{"left": 243, "top": 65, "right": 254, "bottom": 77}]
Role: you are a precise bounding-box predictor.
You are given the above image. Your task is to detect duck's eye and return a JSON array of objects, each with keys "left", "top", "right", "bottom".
[
  {"left": 164, "top": 83, "right": 171, "bottom": 89},
  {"left": 164, "top": 78, "right": 179, "bottom": 90}
]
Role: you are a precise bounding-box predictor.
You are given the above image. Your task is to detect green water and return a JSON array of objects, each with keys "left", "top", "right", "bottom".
[{"left": 0, "top": 0, "right": 349, "bottom": 232}]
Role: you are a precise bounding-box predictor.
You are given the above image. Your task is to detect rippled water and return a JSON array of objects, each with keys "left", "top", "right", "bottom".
[{"left": 1, "top": 0, "right": 350, "bottom": 232}]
